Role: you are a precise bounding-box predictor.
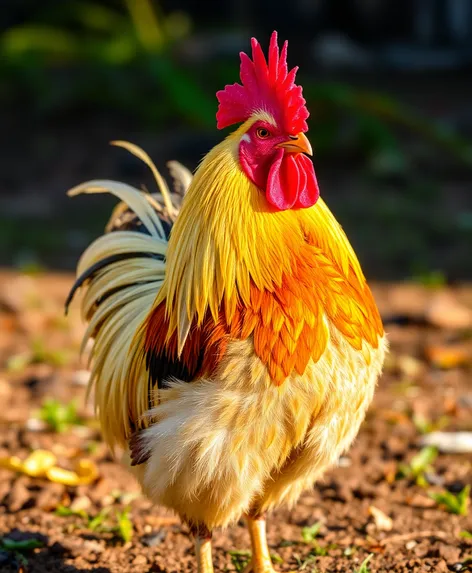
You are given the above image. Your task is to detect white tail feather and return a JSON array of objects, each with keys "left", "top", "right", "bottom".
[{"left": 68, "top": 144, "right": 191, "bottom": 451}]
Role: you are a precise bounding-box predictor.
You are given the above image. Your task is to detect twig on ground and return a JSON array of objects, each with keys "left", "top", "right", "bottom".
[{"left": 378, "top": 530, "right": 448, "bottom": 546}]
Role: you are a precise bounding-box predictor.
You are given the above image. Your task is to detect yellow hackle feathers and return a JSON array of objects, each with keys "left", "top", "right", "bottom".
[{"left": 155, "top": 119, "right": 380, "bottom": 358}]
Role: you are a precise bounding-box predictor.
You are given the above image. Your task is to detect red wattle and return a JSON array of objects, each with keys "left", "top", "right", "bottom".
[
  {"left": 267, "top": 149, "right": 292, "bottom": 210},
  {"left": 295, "top": 153, "right": 319, "bottom": 208},
  {"left": 266, "top": 150, "right": 319, "bottom": 211}
]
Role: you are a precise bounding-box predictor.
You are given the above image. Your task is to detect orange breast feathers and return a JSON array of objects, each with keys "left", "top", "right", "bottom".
[{"left": 144, "top": 243, "right": 383, "bottom": 387}]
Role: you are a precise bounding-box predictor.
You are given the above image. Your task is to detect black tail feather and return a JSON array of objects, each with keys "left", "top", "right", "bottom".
[{"left": 65, "top": 251, "right": 156, "bottom": 314}]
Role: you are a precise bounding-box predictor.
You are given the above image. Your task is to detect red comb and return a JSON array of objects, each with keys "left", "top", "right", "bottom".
[{"left": 216, "top": 31, "right": 309, "bottom": 135}]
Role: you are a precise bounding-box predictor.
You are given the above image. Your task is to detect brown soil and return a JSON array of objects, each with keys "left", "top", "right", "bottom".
[{"left": 0, "top": 271, "right": 472, "bottom": 572}]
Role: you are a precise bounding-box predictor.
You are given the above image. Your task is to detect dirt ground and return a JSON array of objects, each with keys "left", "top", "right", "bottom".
[{"left": 0, "top": 270, "right": 472, "bottom": 573}]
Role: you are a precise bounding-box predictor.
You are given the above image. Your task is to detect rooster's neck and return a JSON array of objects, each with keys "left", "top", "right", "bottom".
[{"left": 155, "top": 136, "right": 365, "bottom": 351}]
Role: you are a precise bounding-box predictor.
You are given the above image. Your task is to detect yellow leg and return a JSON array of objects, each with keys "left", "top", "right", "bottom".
[
  {"left": 244, "top": 516, "right": 276, "bottom": 573},
  {"left": 195, "top": 535, "right": 214, "bottom": 573}
]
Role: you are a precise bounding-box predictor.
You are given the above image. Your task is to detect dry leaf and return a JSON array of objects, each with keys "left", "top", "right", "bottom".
[
  {"left": 383, "top": 461, "right": 398, "bottom": 484},
  {"left": 0, "top": 315, "right": 16, "bottom": 332},
  {"left": 380, "top": 410, "right": 411, "bottom": 425},
  {"left": 405, "top": 494, "right": 437, "bottom": 508},
  {"left": 369, "top": 506, "right": 393, "bottom": 531},
  {"left": 425, "top": 344, "right": 471, "bottom": 369},
  {"left": 426, "top": 292, "right": 472, "bottom": 330}
]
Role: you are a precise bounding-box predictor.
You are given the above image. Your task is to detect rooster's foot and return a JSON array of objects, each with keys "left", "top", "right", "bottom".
[{"left": 243, "top": 560, "right": 276, "bottom": 573}]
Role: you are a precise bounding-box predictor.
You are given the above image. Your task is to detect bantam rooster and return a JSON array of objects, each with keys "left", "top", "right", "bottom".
[{"left": 68, "top": 31, "right": 386, "bottom": 573}]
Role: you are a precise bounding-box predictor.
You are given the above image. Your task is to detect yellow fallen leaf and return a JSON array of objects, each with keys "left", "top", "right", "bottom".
[
  {"left": 22, "top": 450, "right": 57, "bottom": 477},
  {"left": 46, "top": 459, "right": 99, "bottom": 486},
  {"left": 75, "top": 459, "right": 99, "bottom": 482},
  {"left": 0, "top": 455, "right": 24, "bottom": 472},
  {"left": 0, "top": 450, "right": 99, "bottom": 485},
  {"left": 46, "top": 466, "right": 84, "bottom": 486}
]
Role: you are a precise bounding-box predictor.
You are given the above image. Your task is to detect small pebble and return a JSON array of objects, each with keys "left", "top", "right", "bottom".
[
  {"left": 421, "top": 432, "right": 472, "bottom": 454},
  {"left": 405, "top": 541, "right": 417, "bottom": 550},
  {"left": 70, "top": 495, "right": 92, "bottom": 513},
  {"left": 36, "top": 483, "right": 65, "bottom": 511},
  {"left": 71, "top": 425, "right": 95, "bottom": 439},
  {"left": 7, "top": 481, "right": 30, "bottom": 512},
  {"left": 459, "top": 395, "right": 472, "bottom": 408},
  {"left": 25, "top": 418, "right": 48, "bottom": 432},
  {"left": 424, "top": 472, "right": 445, "bottom": 487},
  {"left": 438, "top": 544, "right": 461, "bottom": 562},
  {"left": 142, "top": 530, "right": 167, "bottom": 547},
  {"left": 132, "top": 555, "right": 148, "bottom": 565},
  {"left": 83, "top": 540, "right": 104, "bottom": 554},
  {"left": 101, "top": 495, "right": 115, "bottom": 507}
]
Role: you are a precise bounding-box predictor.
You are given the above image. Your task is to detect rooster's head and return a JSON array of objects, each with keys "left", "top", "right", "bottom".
[{"left": 216, "top": 31, "right": 319, "bottom": 211}]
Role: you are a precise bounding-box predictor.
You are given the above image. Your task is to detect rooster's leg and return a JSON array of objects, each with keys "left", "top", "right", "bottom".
[
  {"left": 244, "top": 515, "right": 276, "bottom": 573},
  {"left": 195, "top": 533, "right": 214, "bottom": 573}
]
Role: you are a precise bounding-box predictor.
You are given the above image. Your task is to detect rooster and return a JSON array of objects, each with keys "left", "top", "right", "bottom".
[{"left": 67, "top": 31, "right": 386, "bottom": 573}]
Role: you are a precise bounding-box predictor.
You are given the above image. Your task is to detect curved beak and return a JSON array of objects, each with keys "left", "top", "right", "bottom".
[{"left": 276, "top": 132, "right": 313, "bottom": 156}]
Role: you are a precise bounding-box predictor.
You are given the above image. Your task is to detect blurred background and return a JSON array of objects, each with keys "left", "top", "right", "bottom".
[
  {"left": 1, "top": 0, "right": 472, "bottom": 279},
  {"left": 1, "top": 4, "right": 472, "bottom": 571}
]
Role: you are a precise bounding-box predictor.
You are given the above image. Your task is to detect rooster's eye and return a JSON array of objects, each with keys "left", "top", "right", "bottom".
[{"left": 256, "top": 128, "right": 271, "bottom": 139}]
